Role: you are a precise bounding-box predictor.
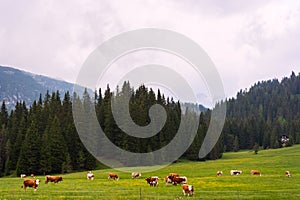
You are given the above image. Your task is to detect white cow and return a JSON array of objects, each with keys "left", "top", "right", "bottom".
[
  {"left": 87, "top": 171, "right": 94, "bottom": 180},
  {"left": 230, "top": 170, "right": 242, "bottom": 175}
]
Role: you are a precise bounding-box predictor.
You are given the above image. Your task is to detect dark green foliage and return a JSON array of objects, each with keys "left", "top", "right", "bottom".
[
  {"left": 3, "top": 71, "right": 299, "bottom": 176},
  {"left": 62, "top": 153, "right": 73, "bottom": 174},
  {"left": 253, "top": 143, "right": 259, "bottom": 154},
  {"left": 0, "top": 126, "right": 8, "bottom": 177},
  {"left": 45, "top": 116, "right": 67, "bottom": 173},
  {"left": 223, "top": 72, "right": 300, "bottom": 151},
  {"left": 0, "top": 101, "right": 8, "bottom": 127},
  {"left": 16, "top": 122, "right": 41, "bottom": 175}
]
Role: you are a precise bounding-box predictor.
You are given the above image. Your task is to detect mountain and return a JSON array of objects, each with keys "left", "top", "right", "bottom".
[
  {"left": 0, "top": 66, "right": 207, "bottom": 113},
  {"left": 0, "top": 66, "right": 74, "bottom": 111},
  {"left": 181, "top": 102, "right": 207, "bottom": 114}
]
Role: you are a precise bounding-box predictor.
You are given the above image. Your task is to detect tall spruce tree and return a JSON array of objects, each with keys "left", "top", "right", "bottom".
[
  {"left": 16, "top": 121, "right": 41, "bottom": 175},
  {"left": 46, "top": 116, "right": 67, "bottom": 173}
]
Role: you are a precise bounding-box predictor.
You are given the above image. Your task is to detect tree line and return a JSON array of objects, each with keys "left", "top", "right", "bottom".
[
  {"left": 2, "top": 71, "right": 299, "bottom": 177},
  {"left": 0, "top": 81, "right": 220, "bottom": 177},
  {"left": 222, "top": 72, "right": 300, "bottom": 152}
]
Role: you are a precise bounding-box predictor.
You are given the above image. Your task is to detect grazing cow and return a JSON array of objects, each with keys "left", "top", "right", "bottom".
[
  {"left": 217, "top": 171, "right": 223, "bottom": 176},
  {"left": 168, "top": 176, "right": 187, "bottom": 185},
  {"left": 87, "top": 171, "right": 94, "bottom": 180},
  {"left": 182, "top": 183, "right": 194, "bottom": 196},
  {"left": 131, "top": 172, "right": 141, "bottom": 179},
  {"left": 250, "top": 170, "right": 261, "bottom": 176},
  {"left": 30, "top": 174, "right": 35, "bottom": 178},
  {"left": 45, "top": 175, "right": 63, "bottom": 184},
  {"left": 164, "top": 176, "right": 172, "bottom": 185},
  {"left": 169, "top": 173, "right": 179, "bottom": 177},
  {"left": 22, "top": 179, "right": 40, "bottom": 192},
  {"left": 145, "top": 176, "right": 159, "bottom": 187},
  {"left": 20, "top": 174, "right": 26, "bottom": 178},
  {"left": 167, "top": 173, "right": 179, "bottom": 185},
  {"left": 286, "top": 171, "right": 291, "bottom": 177},
  {"left": 230, "top": 170, "right": 242, "bottom": 176},
  {"left": 108, "top": 173, "right": 119, "bottom": 180}
]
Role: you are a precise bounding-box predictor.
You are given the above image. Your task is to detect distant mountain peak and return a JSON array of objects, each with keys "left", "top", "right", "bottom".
[{"left": 0, "top": 65, "right": 74, "bottom": 111}]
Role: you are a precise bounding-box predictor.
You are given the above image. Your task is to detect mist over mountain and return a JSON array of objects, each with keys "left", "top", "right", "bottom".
[
  {"left": 0, "top": 66, "right": 74, "bottom": 111},
  {"left": 0, "top": 66, "right": 208, "bottom": 113}
]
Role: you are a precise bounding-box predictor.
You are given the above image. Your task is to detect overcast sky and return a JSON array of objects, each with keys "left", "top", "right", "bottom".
[{"left": 1, "top": 0, "right": 300, "bottom": 105}]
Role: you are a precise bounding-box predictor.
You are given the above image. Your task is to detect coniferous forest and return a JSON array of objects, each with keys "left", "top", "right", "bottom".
[{"left": 1, "top": 72, "right": 300, "bottom": 177}]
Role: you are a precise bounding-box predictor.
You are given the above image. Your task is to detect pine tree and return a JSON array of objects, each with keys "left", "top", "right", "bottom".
[
  {"left": 253, "top": 143, "right": 259, "bottom": 154},
  {"left": 62, "top": 153, "right": 73, "bottom": 173},
  {"left": 233, "top": 136, "right": 239, "bottom": 152},
  {"left": 16, "top": 121, "right": 41, "bottom": 175},
  {"left": 0, "top": 126, "right": 8, "bottom": 176},
  {"left": 46, "top": 116, "right": 67, "bottom": 173},
  {"left": 0, "top": 101, "right": 8, "bottom": 127}
]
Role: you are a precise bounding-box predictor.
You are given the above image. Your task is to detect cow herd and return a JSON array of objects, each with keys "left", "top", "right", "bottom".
[
  {"left": 20, "top": 169, "right": 292, "bottom": 197},
  {"left": 21, "top": 175, "right": 63, "bottom": 192},
  {"left": 110, "top": 172, "right": 194, "bottom": 196},
  {"left": 20, "top": 171, "right": 194, "bottom": 196},
  {"left": 218, "top": 169, "right": 291, "bottom": 177}
]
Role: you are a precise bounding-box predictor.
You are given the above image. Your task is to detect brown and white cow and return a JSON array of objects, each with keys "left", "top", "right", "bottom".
[
  {"left": 87, "top": 171, "right": 94, "bottom": 180},
  {"left": 45, "top": 175, "right": 63, "bottom": 184},
  {"left": 108, "top": 173, "right": 119, "bottom": 180},
  {"left": 286, "top": 171, "right": 291, "bottom": 177},
  {"left": 250, "top": 170, "right": 261, "bottom": 176},
  {"left": 168, "top": 176, "right": 187, "bottom": 185},
  {"left": 167, "top": 173, "right": 179, "bottom": 185},
  {"left": 145, "top": 176, "right": 159, "bottom": 187},
  {"left": 217, "top": 171, "right": 223, "bottom": 176},
  {"left": 164, "top": 176, "right": 172, "bottom": 185},
  {"left": 182, "top": 183, "right": 194, "bottom": 196},
  {"left": 22, "top": 179, "right": 40, "bottom": 192},
  {"left": 20, "top": 174, "right": 26, "bottom": 178},
  {"left": 131, "top": 172, "right": 141, "bottom": 179}
]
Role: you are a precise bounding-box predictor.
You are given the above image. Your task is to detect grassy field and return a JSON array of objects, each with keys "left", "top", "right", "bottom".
[{"left": 1, "top": 145, "right": 300, "bottom": 199}]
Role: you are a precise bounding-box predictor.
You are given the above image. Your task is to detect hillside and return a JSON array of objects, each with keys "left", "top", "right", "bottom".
[
  {"left": 0, "top": 66, "right": 74, "bottom": 111},
  {"left": 0, "top": 145, "right": 299, "bottom": 199},
  {"left": 222, "top": 71, "right": 300, "bottom": 152}
]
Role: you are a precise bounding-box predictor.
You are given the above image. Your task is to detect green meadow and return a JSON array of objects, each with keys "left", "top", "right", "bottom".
[{"left": 1, "top": 145, "right": 300, "bottom": 199}]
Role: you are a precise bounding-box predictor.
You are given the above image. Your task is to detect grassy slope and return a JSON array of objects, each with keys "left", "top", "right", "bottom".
[{"left": 1, "top": 145, "right": 300, "bottom": 199}]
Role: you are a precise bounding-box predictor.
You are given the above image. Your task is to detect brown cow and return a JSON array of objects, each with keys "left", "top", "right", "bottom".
[
  {"left": 167, "top": 173, "right": 179, "bottom": 185},
  {"left": 169, "top": 173, "right": 179, "bottom": 177},
  {"left": 145, "top": 176, "right": 159, "bottom": 187},
  {"left": 168, "top": 176, "right": 187, "bottom": 185},
  {"left": 108, "top": 173, "right": 119, "bottom": 180},
  {"left": 250, "top": 170, "right": 261, "bottom": 176},
  {"left": 45, "top": 175, "right": 63, "bottom": 184},
  {"left": 131, "top": 172, "right": 141, "bottom": 179},
  {"left": 217, "top": 171, "right": 223, "bottom": 176},
  {"left": 182, "top": 183, "right": 194, "bottom": 196},
  {"left": 22, "top": 179, "right": 40, "bottom": 192}
]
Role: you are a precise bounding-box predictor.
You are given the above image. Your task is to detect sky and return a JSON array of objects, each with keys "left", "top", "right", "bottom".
[{"left": 1, "top": 0, "right": 300, "bottom": 106}]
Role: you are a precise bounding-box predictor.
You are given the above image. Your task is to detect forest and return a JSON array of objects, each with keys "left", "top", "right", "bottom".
[
  {"left": 223, "top": 72, "right": 300, "bottom": 152},
  {"left": 1, "top": 72, "right": 300, "bottom": 176},
  {"left": 0, "top": 81, "right": 218, "bottom": 177}
]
